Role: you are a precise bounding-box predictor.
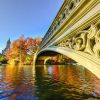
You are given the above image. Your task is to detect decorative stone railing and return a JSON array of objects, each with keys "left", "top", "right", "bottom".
[
  {"left": 41, "top": 0, "right": 82, "bottom": 46},
  {"left": 56, "top": 21, "right": 100, "bottom": 58}
]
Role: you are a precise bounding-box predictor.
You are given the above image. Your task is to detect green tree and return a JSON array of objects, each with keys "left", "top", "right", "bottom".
[{"left": 0, "top": 54, "right": 7, "bottom": 63}]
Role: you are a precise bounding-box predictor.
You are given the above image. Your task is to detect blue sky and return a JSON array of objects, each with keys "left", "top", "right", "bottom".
[{"left": 0, "top": 0, "right": 64, "bottom": 53}]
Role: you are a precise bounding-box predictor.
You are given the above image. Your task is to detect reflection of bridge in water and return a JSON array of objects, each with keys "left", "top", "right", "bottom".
[{"left": 35, "top": 0, "right": 100, "bottom": 78}]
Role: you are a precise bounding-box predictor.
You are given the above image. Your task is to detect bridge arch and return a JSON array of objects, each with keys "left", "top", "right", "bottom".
[
  {"left": 36, "top": 46, "right": 100, "bottom": 79},
  {"left": 44, "top": 57, "right": 52, "bottom": 65},
  {"left": 35, "top": 50, "right": 59, "bottom": 65}
]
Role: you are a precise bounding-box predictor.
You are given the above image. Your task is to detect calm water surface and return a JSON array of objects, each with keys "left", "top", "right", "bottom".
[{"left": 0, "top": 64, "right": 100, "bottom": 100}]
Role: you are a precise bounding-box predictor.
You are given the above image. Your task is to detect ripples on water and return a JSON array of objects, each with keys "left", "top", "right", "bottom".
[{"left": 0, "top": 64, "right": 100, "bottom": 100}]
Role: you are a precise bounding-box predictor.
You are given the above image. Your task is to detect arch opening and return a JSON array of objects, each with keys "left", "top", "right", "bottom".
[{"left": 35, "top": 50, "right": 76, "bottom": 65}]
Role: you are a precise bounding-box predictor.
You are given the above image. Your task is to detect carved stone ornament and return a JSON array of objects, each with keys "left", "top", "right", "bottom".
[{"left": 56, "top": 23, "right": 100, "bottom": 58}]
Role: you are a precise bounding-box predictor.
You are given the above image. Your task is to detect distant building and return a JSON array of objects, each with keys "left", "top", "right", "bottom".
[{"left": 2, "top": 38, "right": 11, "bottom": 55}]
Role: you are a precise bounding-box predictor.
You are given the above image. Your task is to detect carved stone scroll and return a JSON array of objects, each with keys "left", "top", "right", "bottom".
[
  {"left": 74, "top": 32, "right": 87, "bottom": 51},
  {"left": 84, "top": 24, "right": 97, "bottom": 55},
  {"left": 93, "top": 30, "right": 100, "bottom": 58},
  {"left": 56, "top": 22, "right": 100, "bottom": 59}
]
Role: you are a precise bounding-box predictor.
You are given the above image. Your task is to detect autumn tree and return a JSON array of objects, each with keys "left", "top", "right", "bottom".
[{"left": 6, "top": 36, "right": 42, "bottom": 64}]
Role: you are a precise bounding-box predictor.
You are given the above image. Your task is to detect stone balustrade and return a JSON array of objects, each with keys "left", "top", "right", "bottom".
[{"left": 41, "top": 0, "right": 82, "bottom": 46}]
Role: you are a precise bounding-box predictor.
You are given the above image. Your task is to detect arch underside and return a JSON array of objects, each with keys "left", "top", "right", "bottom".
[
  {"left": 44, "top": 57, "right": 52, "bottom": 65},
  {"left": 36, "top": 46, "right": 100, "bottom": 79}
]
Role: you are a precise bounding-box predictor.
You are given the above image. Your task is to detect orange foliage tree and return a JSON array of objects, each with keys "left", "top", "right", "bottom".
[{"left": 6, "top": 36, "right": 42, "bottom": 64}]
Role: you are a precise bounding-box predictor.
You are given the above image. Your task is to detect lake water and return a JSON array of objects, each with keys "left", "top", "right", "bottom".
[{"left": 0, "top": 64, "right": 100, "bottom": 100}]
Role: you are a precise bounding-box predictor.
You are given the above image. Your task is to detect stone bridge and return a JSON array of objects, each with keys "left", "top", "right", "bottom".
[{"left": 35, "top": 0, "right": 100, "bottom": 78}]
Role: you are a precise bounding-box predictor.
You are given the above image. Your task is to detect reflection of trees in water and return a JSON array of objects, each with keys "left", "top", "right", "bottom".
[
  {"left": 1, "top": 65, "right": 36, "bottom": 100},
  {"left": 35, "top": 65, "right": 100, "bottom": 100},
  {"left": 0, "top": 64, "right": 100, "bottom": 100},
  {"left": 16, "top": 94, "right": 37, "bottom": 100}
]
